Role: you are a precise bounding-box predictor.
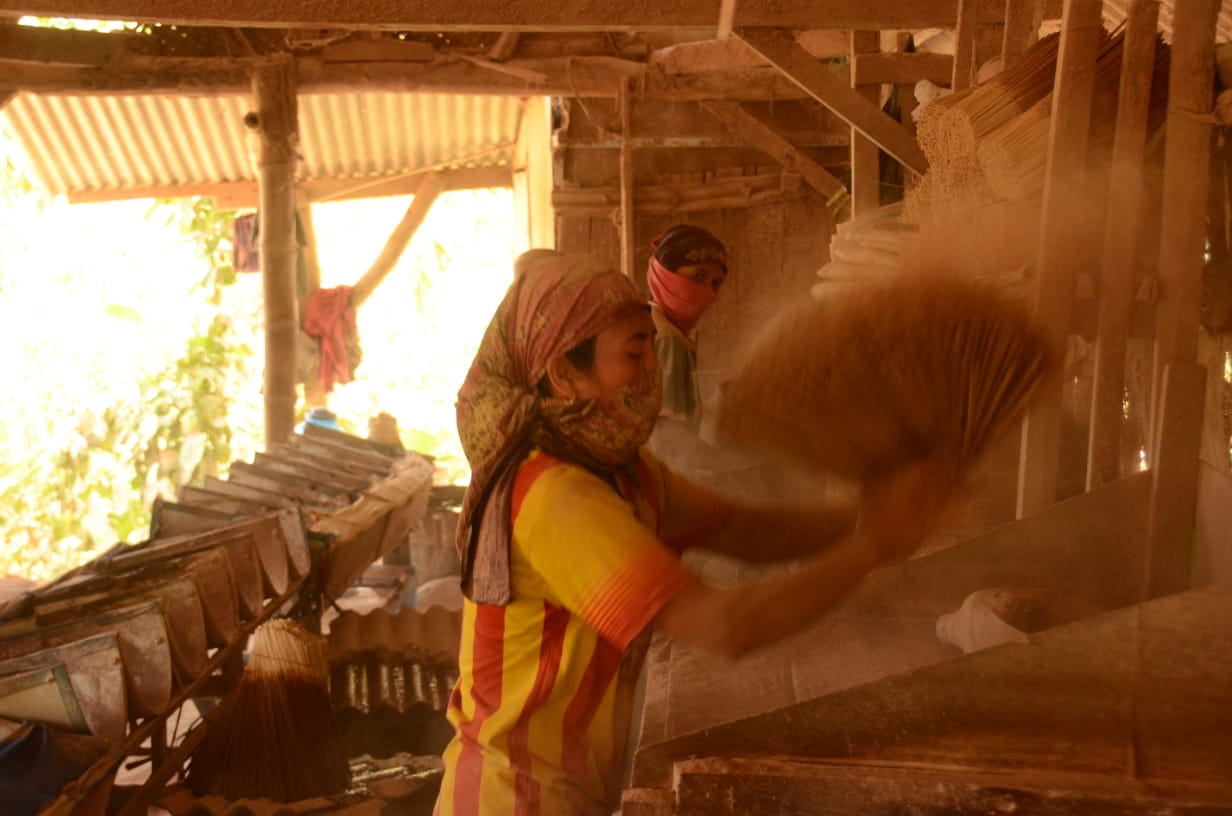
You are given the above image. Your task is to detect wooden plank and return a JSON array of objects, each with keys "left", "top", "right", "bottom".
[
  {"left": 630, "top": 473, "right": 1156, "bottom": 787},
  {"left": 850, "top": 30, "right": 881, "bottom": 216},
  {"left": 552, "top": 171, "right": 813, "bottom": 216},
  {"left": 1144, "top": 364, "right": 1208, "bottom": 598},
  {"left": 0, "top": 0, "right": 1063, "bottom": 32},
  {"left": 739, "top": 28, "right": 928, "bottom": 175},
  {"left": 1016, "top": 0, "right": 1104, "bottom": 517},
  {"left": 619, "top": 79, "right": 636, "bottom": 279},
  {"left": 252, "top": 55, "right": 299, "bottom": 449},
  {"left": 952, "top": 0, "right": 980, "bottom": 92},
  {"left": 1086, "top": 0, "right": 1162, "bottom": 490},
  {"left": 1151, "top": 0, "right": 1220, "bottom": 433},
  {"left": 351, "top": 172, "right": 444, "bottom": 307},
  {"left": 1003, "top": 0, "right": 1047, "bottom": 66},
  {"left": 673, "top": 757, "right": 1232, "bottom": 814},
  {"left": 853, "top": 51, "right": 953, "bottom": 86},
  {"left": 698, "top": 100, "right": 846, "bottom": 198},
  {"left": 635, "top": 585, "right": 1232, "bottom": 790}
]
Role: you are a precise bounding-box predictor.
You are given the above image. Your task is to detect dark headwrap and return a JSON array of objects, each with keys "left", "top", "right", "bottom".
[
  {"left": 647, "top": 225, "right": 728, "bottom": 335},
  {"left": 651, "top": 225, "right": 727, "bottom": 274},
  {"left": 455, "top": 254, "right": 661, "bottom": 604}
]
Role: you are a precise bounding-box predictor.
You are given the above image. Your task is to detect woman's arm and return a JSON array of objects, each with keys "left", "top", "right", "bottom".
[
  {"left": 658, "top": 470, "right": 857, "bottom": 563},
  {"left": 654, "top": 458, "right": 955, "bottom": 659}
]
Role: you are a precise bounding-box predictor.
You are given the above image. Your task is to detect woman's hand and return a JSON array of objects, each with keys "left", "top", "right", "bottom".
[{"left": 857, "top": 456, "right": 961, "bottom": 565}]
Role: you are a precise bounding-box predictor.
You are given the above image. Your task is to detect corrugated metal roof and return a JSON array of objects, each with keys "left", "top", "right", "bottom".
[{"left": 3, "top": 91, "right": 523, "bottom": 199}]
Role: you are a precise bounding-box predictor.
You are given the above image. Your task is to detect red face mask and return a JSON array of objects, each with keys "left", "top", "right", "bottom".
[{"left": 646, "top": 255, "right": 718, "bottom": 335}]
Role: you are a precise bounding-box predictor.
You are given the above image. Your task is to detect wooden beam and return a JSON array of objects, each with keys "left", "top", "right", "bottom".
[
  {"left": 1087, "top": 0, "right": 1161, "bottom": 490},
  {"left": 251, "top": 55, "right": 299, "bottom": 449},
  {"left": 552, "top": 171, "right": 811, "bottom": 216},
  {"left": 487, "top": 32, "right": 520, "bottom": 62},
  {"left": 618, "top": 79, "right": 636, "bottom": 279},
  {"left": 739, "top": 28, "right": 928, "bottom": 175},
  {"left": 1003, "top": 0, "right": 1047, "bottom": 67},
  {"left": 4, "top": 52, "right": 817, "bottom": 102},
  {"left": 1017, "top": 0, "right": 1104, "bottom": 517},
  {"left": 0, "top": 0, "right": 1063, "bottom": 32},
  {"left": 850, "top": 30, "right": 881, "bottom": 216},
  {"left": 952, "top": 0, "right": 980, "bottom": 92},
  {"left": 852, "top": 51, "right": 953, "bottom": 86},
  {"left": 0, "top": 18, "right": 136, "bottom": 64},
  {"left": 1151, "top": 0, "right": 1220, "bottom": 421},
  {"left": 1144, "top": 364, "right": 1207, "bottom": 598},
  {"left": 64, "top": 164, "right": 511, "bottom": 207},
  {"left": 699, "top": 100, "right": 846, "bottom": 198},
  {"left": 350, "top": 171, "right": 445, "bottom": 308}
]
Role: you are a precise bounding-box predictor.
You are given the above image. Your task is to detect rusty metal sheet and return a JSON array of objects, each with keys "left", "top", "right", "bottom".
[
  {"left": 0, "top": 601, "right": 172, "bottom": 719},
  {"left": 34, "top": 577, "right": 208, "bottom": 684},
  {"left": 0, "top": 632, "right": 127, "bottom": 742}
]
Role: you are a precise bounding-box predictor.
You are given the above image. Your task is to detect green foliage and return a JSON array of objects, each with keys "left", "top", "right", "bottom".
[{"left": 0, "top": 195, "right": 252, "bottom": 581}]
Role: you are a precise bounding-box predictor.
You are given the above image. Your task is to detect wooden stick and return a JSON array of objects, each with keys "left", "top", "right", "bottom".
[
  {"left": 953, "top": 0, "right": 980, "bottom": 92},
  {"left": 1017, "top": 0, "right": 1104, "bottom": 517},
  {"left": 351, "top": 172, "right": 445, "bottom": 307},
  {"left": 850, "top": 30, "right": 882, "bottom": 216},
  {"left": 1086, "top": 0, "right": 1161, "bottom": 490}
]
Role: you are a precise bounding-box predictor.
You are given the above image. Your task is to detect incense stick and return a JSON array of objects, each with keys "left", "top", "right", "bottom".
[{"left": 185, "top": 618, "right": 350, "bottom": 802}]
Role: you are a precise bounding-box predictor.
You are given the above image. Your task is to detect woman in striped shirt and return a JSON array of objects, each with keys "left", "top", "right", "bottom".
[{"left": 436, "top": 253, "right": 954, "bottom": 816}]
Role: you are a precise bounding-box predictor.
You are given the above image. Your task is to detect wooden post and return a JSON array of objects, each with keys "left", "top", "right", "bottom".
[
  {"left": 512, "top": 95, "right": 556, "bottom": 252},
  {"left": 1016, "top": 0, "right": 1103, "bottom": 517},
  {"left": 297, "top": 204, "right": 326, "bottom": 409},
  {"left": 1150, "top": 0, "right": 1220, "bottom": 442},
  {"left": 619, "top": 78, "right": 636, "bottom": 279},
  {"left": 850, "top": 30, "right": 880, "bottom": 216},
  {"left": 952, "top": 0, "right": 979, "bottom": 92},
  {"left": 250, "top": 55, "right": 299, "bottom": 449},
  {"left": 1002, "top": 0, "right": 1045, "bottom": 67},
  {"left": 1086, "top": 0, "right": 1160, "bottom": 490},
  {"left": 350, "top": 171, "right": 444, "bottom": 307},
  {"left": 1144, "top": 364, "right": 1207, "bottom": 598},
  {"left": 896, "top": 33, "right": 918, "bottom": 135}
]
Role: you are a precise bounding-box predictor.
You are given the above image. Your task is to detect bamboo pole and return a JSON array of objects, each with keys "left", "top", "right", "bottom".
[
  {"left": 1086, "top": 0, "right": 1160, "bottom": 490},
  {"left": 1150, "top": 0, "right": 1219, "bottom": 417},
  {"left": 297, "top": 204, "right": 327, "bottom": 409},
  {"left": 851, "top": 30, "right": 881, "bottom": 216},
  {"left": 952, "top": 0, "right": 980, "bottom": 92},
  {"left": 619, "top": 77, "right": 636, "bottom": 279},
  {"left": 1002, "top": 0, "right": 1046, "bottom": 67},
  {"left": 1143, "top": 0, "right": 1220, "bottom": 599},
  {"left": 1016, "top": 0, "right": 1103, "bottom": 517},
  {"left": 350, "top": 171, "right": 445, "bottom": 307},
  {"left": 251, "top": 55, "right": 300, "bottom": 449}
]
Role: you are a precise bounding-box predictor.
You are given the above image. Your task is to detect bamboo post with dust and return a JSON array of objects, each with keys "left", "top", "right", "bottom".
[
  {"left": 250, "top": 56, "right": 300, "bottom": 449},
  {"left": 1016, "top": 0, "right": 1105, "bottom": 517},
  {"left": 185, "top": 618, "right": 350, "bottom": 802},
  {"left": 1086, "top": 0, "right": 1163, "bottom": 490}
]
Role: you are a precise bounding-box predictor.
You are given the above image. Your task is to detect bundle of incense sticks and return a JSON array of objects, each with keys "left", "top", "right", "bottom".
[
  {"left": 185, "top": 618, "right": 350, "bottom": 802},
  {"left": 717, "top": 271, "right": 1057, "bottom": 485}
]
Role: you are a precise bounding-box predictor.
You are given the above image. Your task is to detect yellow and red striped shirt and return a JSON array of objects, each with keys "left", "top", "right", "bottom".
[{"left": 435, "top": 448, "right": 694, "bottom": 816}]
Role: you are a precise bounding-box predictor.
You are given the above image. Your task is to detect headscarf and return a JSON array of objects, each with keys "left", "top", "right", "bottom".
[
  {"left": 647, "top": 225, "right": 727, "bottom": 336},
  {"left": 455, "top": 254, "right": 662, "bottom": 604}
]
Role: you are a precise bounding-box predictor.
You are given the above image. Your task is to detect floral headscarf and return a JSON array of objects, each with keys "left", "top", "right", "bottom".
[{"left": 455, "top": 254, "right": 660, "bottom": 604}]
